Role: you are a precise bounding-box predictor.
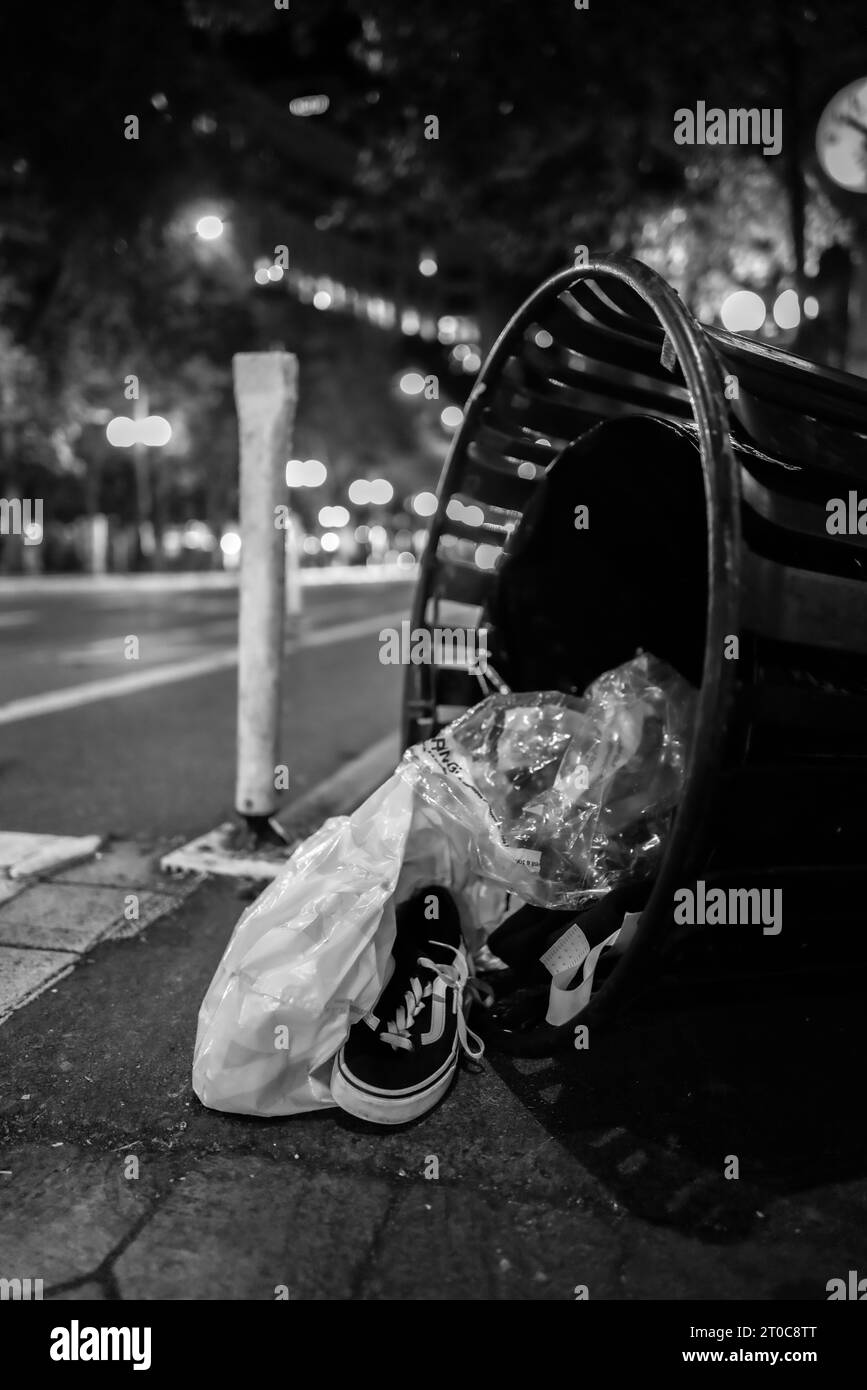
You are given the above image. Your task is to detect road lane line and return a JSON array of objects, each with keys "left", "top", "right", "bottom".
[{"left": 0, "top": 611, "right": 405, "bottom": 727}]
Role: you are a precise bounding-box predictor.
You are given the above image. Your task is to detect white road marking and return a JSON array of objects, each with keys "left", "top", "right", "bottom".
[{"left": 0, "top": 611, "right": 406, "bottom": 727}]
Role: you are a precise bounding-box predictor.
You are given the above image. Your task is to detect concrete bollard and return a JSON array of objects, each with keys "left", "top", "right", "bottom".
[{"left": 233, "top": 352, "right": 298, "bottom": 825}]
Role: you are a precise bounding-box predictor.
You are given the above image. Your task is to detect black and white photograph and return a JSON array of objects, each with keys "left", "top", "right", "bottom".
[{"left": 1, "top": 0, "right": 866, "bottom": 1351}]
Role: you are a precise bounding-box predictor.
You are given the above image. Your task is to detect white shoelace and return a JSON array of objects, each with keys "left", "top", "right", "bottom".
[{"left": 380, "top": 940, "right": 489, "bottom": 1059}]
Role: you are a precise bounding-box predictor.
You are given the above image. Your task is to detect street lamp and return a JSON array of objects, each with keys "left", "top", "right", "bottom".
[{"left": 195, "top": 214, "right": 224, "bottom": 240}]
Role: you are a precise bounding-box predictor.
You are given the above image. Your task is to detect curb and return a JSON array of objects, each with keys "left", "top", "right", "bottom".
[{"left": 160, "top": 732, "right": 402, "bottom": 882}]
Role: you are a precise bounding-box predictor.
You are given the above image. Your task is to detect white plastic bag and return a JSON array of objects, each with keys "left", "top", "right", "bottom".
[
  {"left": 193, "top": 772, "right": 416, "bottom": 1117},
  {"left": 192, "top": 765, "right": 502, "bottom": 1118}
]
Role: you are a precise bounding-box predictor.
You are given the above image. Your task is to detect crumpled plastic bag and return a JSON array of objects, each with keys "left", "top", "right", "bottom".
[
  {"left": 192, "top": 766, "right": 506, "bottom": 1117},
  {"left": 399, "top": 652, "right": 696, "bottom": 908},
  {"left": 193, "top": 651, "right": 694, "bottom": 1116},
  {"left": 193, "top": 773, "right": 415, "bottom": 1117}
]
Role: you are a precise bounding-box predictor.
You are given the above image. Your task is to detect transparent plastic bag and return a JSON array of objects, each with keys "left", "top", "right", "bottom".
[{"left": 399, "top": 652, "right": 696, "bottom": 908}]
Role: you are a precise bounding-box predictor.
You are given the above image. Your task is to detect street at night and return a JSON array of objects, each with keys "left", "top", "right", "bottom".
[{"left": 2, "top": 0, "right": 867, "bottom": 1358}]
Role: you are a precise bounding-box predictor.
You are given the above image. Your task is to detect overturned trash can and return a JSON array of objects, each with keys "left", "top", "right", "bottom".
[{"left": 403, "top": 254, "right": 867, "bottom": 1028}]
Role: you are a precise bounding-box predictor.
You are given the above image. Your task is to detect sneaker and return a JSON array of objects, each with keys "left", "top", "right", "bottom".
[{"left": 331, "top": 887, "right": 485, "bottom": 1126}]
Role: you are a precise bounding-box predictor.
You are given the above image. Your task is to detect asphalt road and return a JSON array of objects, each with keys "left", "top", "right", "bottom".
[{"left": 0, "top": 576, "right": 414, "bottom": 840}]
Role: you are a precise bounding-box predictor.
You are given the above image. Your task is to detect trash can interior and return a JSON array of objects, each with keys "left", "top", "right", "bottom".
[{"left": 485, "top": 414, "right": 708, "bottom": 700}]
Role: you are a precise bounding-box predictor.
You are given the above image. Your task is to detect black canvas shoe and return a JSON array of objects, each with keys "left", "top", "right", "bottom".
[{"left": 331, "top": 887, "right": 485, "bottom": 1126}]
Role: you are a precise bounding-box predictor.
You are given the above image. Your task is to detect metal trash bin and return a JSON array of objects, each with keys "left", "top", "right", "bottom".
[{"left": 402, "top": 254, "right": 867, "bottom": 1023}]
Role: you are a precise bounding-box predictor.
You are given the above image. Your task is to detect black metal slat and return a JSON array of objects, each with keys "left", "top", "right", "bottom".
[
  {"left": 432, "top": 556, "right": 498, "bottom": 607},
  {"left": 568, "top": 281, "right": 663, "bottom": 344},
  {"left": 514, "top": 353, "right": 693, "bottom": 421},
  {"left": 541, "top": 298, "right": 680, "bottom": 380}
]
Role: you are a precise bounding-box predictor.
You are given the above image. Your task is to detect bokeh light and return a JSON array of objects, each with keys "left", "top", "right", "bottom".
[
  {"left": 286, "top": 458, "right": 327, "bottom": 488},
  {"left": 138, "top": 415, "right": 172, "bottom": 447},
  {"left": 348, "top": 479, "right": 371, "bottom": 505},
  {"left": 195, "top": 215, "right": 224, "bottom": 241},
  {"left": 106, "top": 416, "right": 137, "bottom": 448},
  {"left": 474, "top": 543, "right": 501, "bottom": 570},
  {"left": 368, "top": 479, "right": 394, "bottom": 505},
  {"left": 413, "top": 491, "right": 438, "bottom": 517},
  {"left": 318, "top": 505, "right": 350, "bottom": 528},
  {"left": 399, "top": 372, "right": 425, "bottom": 395},
  {"left": 773, "top": 289, "right": 800, "bottom": 330},
  {"left": 720, "top": 290, "right": 766, "bottom": 333}
]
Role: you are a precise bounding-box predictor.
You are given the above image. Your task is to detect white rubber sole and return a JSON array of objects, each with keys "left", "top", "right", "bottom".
[{"left": 330, "top": 1046, "right": 459, "bottom": 1126}]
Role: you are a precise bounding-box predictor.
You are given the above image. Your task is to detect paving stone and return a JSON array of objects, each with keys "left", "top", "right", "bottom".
[
  {"left": 115, "top": 1154, "right": 391, "bottom": 1299},
  {"left": 0, "top": 880, "right": 25, "bottom": 906},
  {"left": 101, "top": 891, "right": 181, "bottom": 942},
  {"left": 55, "top": 843, "right": 163, "bottom": 889},
  {"left": 0, "top": 1147, "right": 150, "bottom": 1286},
  {"left": 0, "top": 947, "right": 77, "bottom": 1018},
  {"left": 47, "top": 1281, "right": 107, "bottom": 1300},
  {"left": 245, "top": 1059, "right": 615, "bottom": 1213},
  {"left": 0, "top": 883, "right": 132, "bottom": 953},
  {"left": 358, "top": 1183, "right": 622, "bottom": 1300}
]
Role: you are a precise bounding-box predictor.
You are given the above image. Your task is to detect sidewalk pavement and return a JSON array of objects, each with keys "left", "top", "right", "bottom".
[{"left": 2, "top": 830, "right": 866, "bottom": 1298}]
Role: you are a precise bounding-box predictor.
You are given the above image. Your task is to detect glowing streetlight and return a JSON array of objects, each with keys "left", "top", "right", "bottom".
[
  {"left": 440, "top": 405, "right": 463, "bottom": 430},
  {"left": 220, "top": 531, "right": 242, "bottom": 556},
  {"left": 321, "top": 532, "right": 340, "bottom": 553},
  {"left": 195, "top": 215, "right": 224, "bottom": 241},
  {"left": 419, "top": 255, "right": 438, "bottom": 277},
  {"left": 804, "top": 296, "right": 820, "bottom": 319}
]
